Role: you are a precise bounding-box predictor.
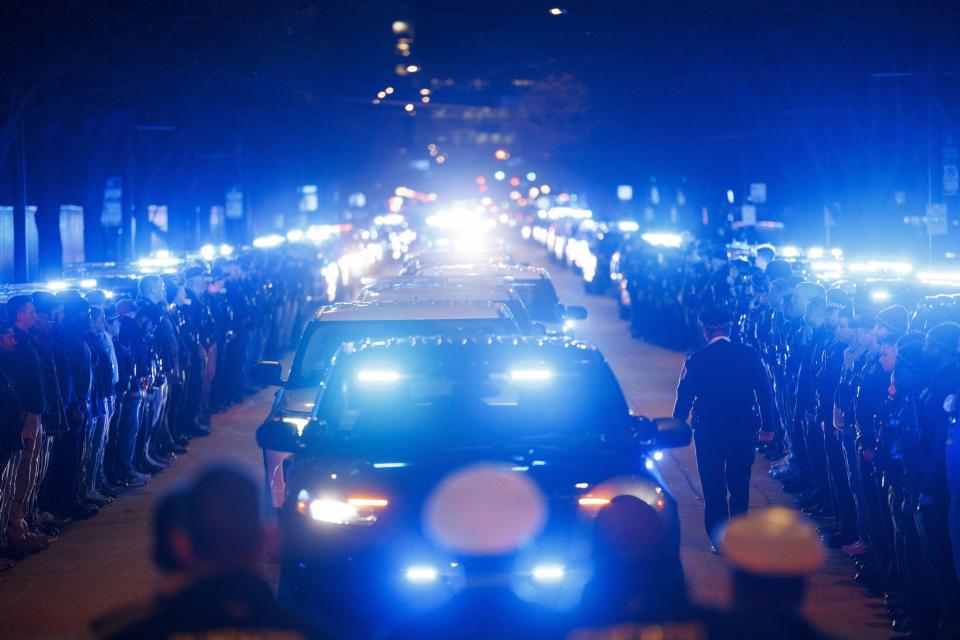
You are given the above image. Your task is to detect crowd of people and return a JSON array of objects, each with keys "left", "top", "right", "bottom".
[
  {"left": 625, "top": 241, "right": 960, "bottom": 638},
  {"left": 0, "top": 252, "right": 316, "bottom": 568},
  {"left": 90, "top": 463, "right": 832, "bottom": 640}
]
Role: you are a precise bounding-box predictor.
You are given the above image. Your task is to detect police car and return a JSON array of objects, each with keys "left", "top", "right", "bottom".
[
  {"left": 254, "top": 299, "right": 524, "bottom": 508},
  {"left": 411, "top": 263, "right": 588, "bottom": 334},
  {"left": 259, "top": 336, "right": 689, "bottom": 633}
]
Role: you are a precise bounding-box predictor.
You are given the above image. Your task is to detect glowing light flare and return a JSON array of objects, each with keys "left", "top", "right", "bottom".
[
  {"left": 252, "top": 234, "right": 285, "bottom": 249},
  {"left": 200, "top": 244, "right": 216, "bottom": 261},
  {"left": 281, "top": 416, "right": 310, "bottom": 436},
  {"left": 847, "top": 261, "right": 913, "bottom": 275},
  {"left": 357, "top": 370, "right": 402, "bottom": 382},
  {"left": 405, "top": 566, "right": 438, "bottom": 583},
  {"left": 494, "top": 170, "right": 506, "bottom": 181},
  {"left": 79, "top": 278, "right": 98, "bottom": 289},
  {"left": 45, "top": 280, "right": 69, "bottom": 291},
  {"left": 779, "top": 245, "right": 801, "bottom": 259},
  {"left": 509, "top": 368, "right": 553, "bottom": 381},
  {"left": 807, "top": 247, "right": 825, "bottom": 259},
  {"left": 640, "top": 232, "right": 683, "bottom": 248},
  {"left": 578, "top": 497, "right": 610, "bottom": 507},
  {"left": 870, "top": 290, "right": 891, "bottom": 303},
  {"left": 347, "top": 497, "right": 389, "bottom": 507},
  {"left": 617, "top": 220, "right": 640, "bottom": 232},
  {"left": 532, "top": 564, "right": 565, "bottom": 582}
]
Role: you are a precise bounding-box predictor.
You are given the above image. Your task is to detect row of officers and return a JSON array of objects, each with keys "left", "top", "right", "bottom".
[
  {"left": 0, "top": 252, "right": 315, "bottom": 567},
  {"left": 667, "top": 248, "right": 960, "bottom": 639}
]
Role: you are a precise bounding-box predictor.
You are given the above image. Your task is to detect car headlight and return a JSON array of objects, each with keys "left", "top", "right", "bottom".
[
  {"left": 531, "top": 564, "right": 566, "bottom": 583},
  {"left": 300, "top": 495, "right": 389, "bottom": 525}
]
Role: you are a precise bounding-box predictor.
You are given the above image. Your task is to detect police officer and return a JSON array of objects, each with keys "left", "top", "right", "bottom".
[
  {"left": 717, "top": 507, "right": 834, "bottom": 639},
  {"left": 674, "top": 305, "right": 775, "bottom": 549}
]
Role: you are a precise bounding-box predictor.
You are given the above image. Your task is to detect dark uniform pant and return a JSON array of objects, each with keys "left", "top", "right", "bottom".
[{"left": 694, "top": 426, "right": 755, "bottom": 541}]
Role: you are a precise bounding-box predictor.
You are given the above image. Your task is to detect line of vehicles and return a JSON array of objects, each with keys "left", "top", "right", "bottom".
[
  {"left": 521, "top": 209, "right": 960, "bottom": 330},
  {"left": 252, "top": 209, "right": 690, "bottom": 635}
]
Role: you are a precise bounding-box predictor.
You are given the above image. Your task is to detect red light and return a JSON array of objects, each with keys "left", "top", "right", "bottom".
[
  {"left": 475, "top": 176, "right": 486, "bottom": 185},
  {"left": 509, "top": 177, "right": 520, "bottom": 187}
]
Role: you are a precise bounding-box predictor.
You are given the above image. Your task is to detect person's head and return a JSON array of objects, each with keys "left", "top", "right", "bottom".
[
  {"left": 835, "top": 307, "right": 858, "bottom": 344},
  {"left": 874, "top": 305, "right": 910, "bottom": 340},
  {"left": 719, "top": 507, "right": 824, "bottom": 616},
  {"left": 924, "top": 322, "right": 960, "bottom": 367},
  {"left": 89, "top": 306, "right": 106, "bottom": 333},
  {"left": 183, "top": 266, "right": 209, "bottom": 296},
  {"left": 755, "top": 245, "right": 776, "bottom": 271},
  {"left": 85, "top": 289, "right": 108, "bottom": 307},
  {"left": 6, "top": 295, "right": 36, "bottom": 331},
  {"left": 31, "top": 291, "right": 60, "bottom": 333},
  {"left": 116, "top": 298, "right": 137, "bottom": 319},
  {"left": 0, "top": 321, "right": 17, "bottom": 353},
  {"left": 139, "top": 275, "right": 166, "bottom": 305},
  {"left": 152, "top": 488, "right": 192, "bottom": 593},
  {"left": 706, "top": 247, "right": 728, "bottom": 271},
  {"left": 63, "top": 298, "right": 91, "bottom": 331},
  {"left": 699, "top": 306, "right": 732, "bottom": 341},
  {"left": 593, "top": 495, "right": 666, "bottom": 567},
  {"left": 104, "top": 304, "right": 121, "bottom": 338},
  {"left": 892, "top": 335, "right": 930, "bottom": 395},
  {"left": 764, "top": 259, "right": 792, "bottom": 283},
  {"left": 803, "top": 297, "right": 827, "bottom": 329},
  {"left": 184, "top": 466, "right": 266, "bottom": 574},
  {"left": 424, "top": 463, "right": 546, "bottom": 581}
]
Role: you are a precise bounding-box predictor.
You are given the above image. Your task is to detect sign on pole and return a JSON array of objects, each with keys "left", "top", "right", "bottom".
[
  {"left": 226, "top": 187, "right": 244, "bottom": 219},
  {"left": 749, "top": 183, "right": 767, "bottom": 204},
  {"left": 101, "top": 177, "right": 123, "bottom": 227},
  {"left": 617, "top": 185, "right": 633, "bottom": 202},
  {"left": 944, "top": 165, "right": 959, "bottom": 197},
  {"left": 740, "top": 204, "right": 757, "bottom": 226},
  {"left": 927, "top": 202, "right": 948, "bottom": 236}
]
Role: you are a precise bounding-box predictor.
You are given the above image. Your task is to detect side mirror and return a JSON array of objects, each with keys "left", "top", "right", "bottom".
[
  {"left": 253, "top": 361, "right": 283, "bottom": 387},
  {"left": 651, "top": 417, "right": 692, "bottom": 449},
  {"left": 256, "top": 419, "right": 303, "bottom": 453},
  {"left": 565, "top": 305, "right": 588, "bottom": 321}
]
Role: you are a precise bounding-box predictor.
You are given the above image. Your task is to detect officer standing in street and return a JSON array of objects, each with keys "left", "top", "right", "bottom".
[{"left": 674, "top": 306, "right": 775, "bottom": 551}]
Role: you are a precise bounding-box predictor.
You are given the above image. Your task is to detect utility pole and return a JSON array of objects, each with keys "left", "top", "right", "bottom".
[{"left": 13, "top": 118, "right": 28, "bottom": 282}]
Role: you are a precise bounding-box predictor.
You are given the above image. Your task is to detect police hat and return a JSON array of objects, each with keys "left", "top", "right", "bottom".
[
  {"left": 876, "top": 305, "right": 910, "bottom": 334},
  {"left": 719, "top": 507, "right": 825, "bottom": 577},
  {"left": 764, "top": 260, "right": 793, "bottom": 282},
  {"left": 926, "top": 321, "right": 960, "bottom": 353},
  {"left": 423, "top": 463, "right": 546, "bottom": 556},
  {"left": 699, "top": 306, "right": 733, "bottom": 328},
  {"left": 183, "top": 266, "right": 209, "bottom": 281}
]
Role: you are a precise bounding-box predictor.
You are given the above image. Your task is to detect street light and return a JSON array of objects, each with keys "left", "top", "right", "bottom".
[
  {"left": 406, "top": 64, "right": 420, "bottom": 73},
  {"left": 494, "top": 149, "right": 510, "bottom": 161},
  {"left": 404, "top": 103, "right": 415, "bottom": 112},
  {"left": 548, "top": 7, "right": 567, "bottom": 15}
]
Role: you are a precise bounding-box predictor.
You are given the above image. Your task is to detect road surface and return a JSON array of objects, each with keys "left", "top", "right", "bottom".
[{"left": 0, "top": 237, "right": 888, "bottom": 639}]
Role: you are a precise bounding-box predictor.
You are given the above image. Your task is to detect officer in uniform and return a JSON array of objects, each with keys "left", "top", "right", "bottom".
[{"left": 673, "top": 306, "right": 775, "bottom": 550}]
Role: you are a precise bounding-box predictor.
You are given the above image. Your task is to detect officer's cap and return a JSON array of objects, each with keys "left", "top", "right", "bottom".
[
  {"left": 793, "top": 282, "right": 825, "bottom": 306},
  {"left": 764, "top": 259, "right": 792, "bottom": 282},
  {"left": 424, "top": 463, "right": 546, "bottom": 556},
  {"left": 719, "top": 507, "right": 825, "bottom": 577},
  {"left": 926, "top": 321, "right": 960, "bottom": 353},
  {"left": 699, "top": 306, "right": 733, "bottom": 329},
  {"left": 183, "top": 266, "right": 209, "bottom": 281},
  {"left": 876, "top": 305, "right": 910, "bottom": 334}
]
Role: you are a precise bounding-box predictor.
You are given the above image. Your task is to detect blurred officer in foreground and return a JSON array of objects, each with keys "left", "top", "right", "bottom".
[
  {"left": 673, "top": 306, "right": 775, "bottom": 550},
  {"left": 391, "top": 463, "right": 563, "bottom": 640},
  {"left": 718, "top": 507, "right": 834, "bottom": 639},
  {"left": 102, "top": 465, "right": 320, "bottom": 640},
  {"left": 571, "top": 495, "right": 691, "bottom": 633}
]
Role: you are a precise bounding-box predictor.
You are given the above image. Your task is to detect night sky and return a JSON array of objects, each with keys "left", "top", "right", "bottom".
[{"left": 2, "top": 0, "right": 958, "bottom": 267}]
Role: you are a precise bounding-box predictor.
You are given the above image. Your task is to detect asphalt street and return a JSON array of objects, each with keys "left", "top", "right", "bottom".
[{"left": 0, "top": 237, "right": 889, "bottom": 639}]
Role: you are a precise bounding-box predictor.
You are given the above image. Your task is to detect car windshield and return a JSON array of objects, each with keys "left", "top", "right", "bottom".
[
  {"left": 510, "top": 280, "right": 561, "bottom": 323},
  {"left": 288, "top": 318, "right": 519, "bottom": 387},
  {"left": 315, "top": 357, "right": 631, "bottom": 454}
]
